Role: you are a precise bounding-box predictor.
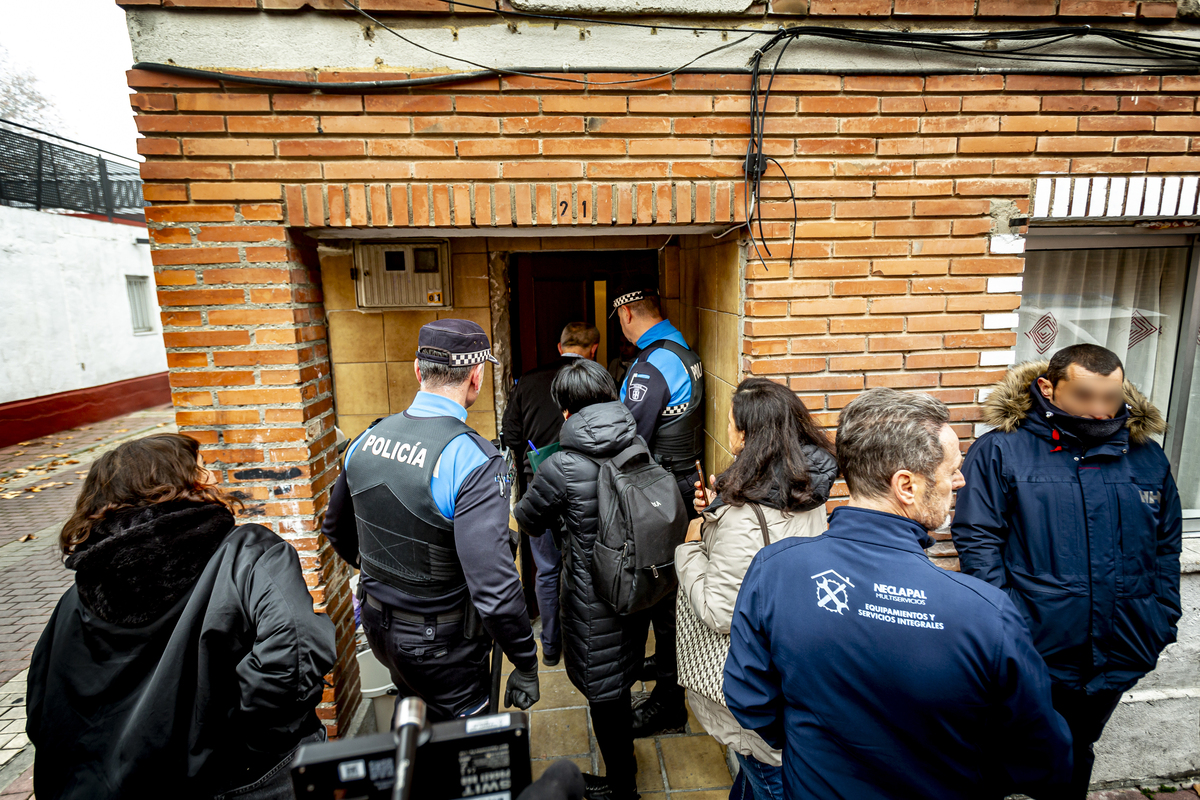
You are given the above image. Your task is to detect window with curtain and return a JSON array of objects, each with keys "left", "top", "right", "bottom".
[
  {"left": 1176, "top": 341, "right": 1200, "bottom": 512},
  {"left": 1015, "top": 247, "right": 1190, "bottom": 420}
]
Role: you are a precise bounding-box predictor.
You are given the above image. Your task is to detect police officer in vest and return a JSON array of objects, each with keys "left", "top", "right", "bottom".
[
  {"left": 322, "top": 320, "right": 540, "bottom": 721},
  {"left": 611, "top": 285, "right": 704, "bottom": 738}
]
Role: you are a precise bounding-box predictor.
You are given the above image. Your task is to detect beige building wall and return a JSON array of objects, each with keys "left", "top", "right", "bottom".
[
  {"left": 320, "top": 239, "right": 496, "bottom": 442},
  {"left": 675, "top": 236, "right": 743, "bottom": 478}
]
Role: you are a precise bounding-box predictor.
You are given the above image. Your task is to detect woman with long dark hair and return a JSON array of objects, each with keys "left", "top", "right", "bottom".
[
  {"left": 675, "top": 379, "right": 837, "bottom": 800},
  {"left": 27, "top": 434, "right": 336, "bottom": 800}
]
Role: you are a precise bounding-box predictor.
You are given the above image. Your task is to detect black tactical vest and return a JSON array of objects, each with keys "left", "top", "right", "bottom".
[
  {"left": 633, "top": 339, "right": 705, "bottom": 474},
  {"left": 344, "top": 412, "right": 472, "bottom": 598}
]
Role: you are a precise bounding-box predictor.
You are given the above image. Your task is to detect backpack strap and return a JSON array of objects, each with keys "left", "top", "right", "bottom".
[{"left": 748, "top": 502, "right": 771, "bottom": 548}]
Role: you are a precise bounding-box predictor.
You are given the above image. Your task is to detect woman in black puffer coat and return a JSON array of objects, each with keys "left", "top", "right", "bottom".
[{"left": 514, "top": 359, "right": 642, "bottom": 800}]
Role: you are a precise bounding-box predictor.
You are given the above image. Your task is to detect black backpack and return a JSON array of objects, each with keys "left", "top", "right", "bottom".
[{"left": 588, "top": 441, "right": 689, "bottom": 615}]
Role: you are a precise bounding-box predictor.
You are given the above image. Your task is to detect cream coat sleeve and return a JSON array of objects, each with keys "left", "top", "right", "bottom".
[{"left": 675, "top": 506, "right": 765, "bottom": 636}]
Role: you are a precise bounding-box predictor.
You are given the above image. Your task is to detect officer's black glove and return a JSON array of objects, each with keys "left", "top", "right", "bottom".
[{"left": 504, "top": 666, "right": 540, "bottom": 710}]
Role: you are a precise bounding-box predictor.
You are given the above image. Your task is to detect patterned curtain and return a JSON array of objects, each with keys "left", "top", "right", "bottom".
[{"left": 1015, "top": 246, "right": 1189, "bottom": 417}]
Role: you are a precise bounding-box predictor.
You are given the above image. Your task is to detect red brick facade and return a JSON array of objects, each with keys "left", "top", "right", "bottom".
[{"left": 120, "top": 0, "right": 1200, "bottom": 734}]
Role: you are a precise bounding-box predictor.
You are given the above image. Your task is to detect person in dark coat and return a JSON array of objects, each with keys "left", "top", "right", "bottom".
[
  {"left": 513, "top": 359, "right": 643, "bottom": 800},
  {"left": 952, "top": 344, "right": 1183, "bottom": 798},
  {"left": 502, "top": 321, "right": 601, "bottom": 665},
  {"left": 27, "top": 433, "right": 336, "bottom": 800},
  {"left": 725, "top": 388, "right": 1072, "bottom": 800}
]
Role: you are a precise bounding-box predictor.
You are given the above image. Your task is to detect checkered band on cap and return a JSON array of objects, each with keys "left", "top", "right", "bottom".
[
  {"left": 417, "top": 345, "right": 495, "bottom": 367},
  {"left": 448, "top": 349, "right": 495, "bottom": 367},
  {"left": 611, "top": 290, "right": 650, "bottom": 310}
]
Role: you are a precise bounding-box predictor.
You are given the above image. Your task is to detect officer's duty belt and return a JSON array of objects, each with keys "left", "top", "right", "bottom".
[{"left": 364, "top": 593, "right": 465, "bottom": 625}]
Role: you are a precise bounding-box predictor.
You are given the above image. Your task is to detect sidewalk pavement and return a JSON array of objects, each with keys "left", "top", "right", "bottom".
[
  {"left": 0, "top": 405, "right": 1195, "bottom": 799},
  {"left": 504, "top": 632, "right": 736, "bottom": 799},
  {"left": 0, "top": 405, "right": 176, "bottom": 799}
]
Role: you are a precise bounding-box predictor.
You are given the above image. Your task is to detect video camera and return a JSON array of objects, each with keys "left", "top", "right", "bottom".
[{"left": 291, "top": 698, "right": 532, "bottom": 800}]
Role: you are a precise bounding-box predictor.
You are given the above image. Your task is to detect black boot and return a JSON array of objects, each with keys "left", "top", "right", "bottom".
[
  {"left": 582, "top": 773, "right": 640, "bottom": 800},
  {"left": 637, "top": 655, "right": 656, "bottom": 683},
  {"left": 629, "top": 693, "right": 687, "bottom": 739}
]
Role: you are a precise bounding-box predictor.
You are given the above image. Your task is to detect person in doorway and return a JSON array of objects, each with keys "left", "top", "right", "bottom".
[
  {"left": 514, "top": 359, "right": 645, "bottom": 800},
  {"left": 27, "top": 433, "right": 336, "bottom": 800},
  {"left": 322, "top": 319, "right": 540, "bottom": 722},
  {"left": 724, "top": 388, "right": 1073, "bottom": 800},
  {"left": 952, "top": 343, "right": 1182, "bottom": 798},
  {"left": 611, "top": 283, "right": 704, "bottom": 738},
  {"left": 502, "top": 321, "right": 601, "bottom": 666},
  {"left": 677, "top": 379, "right": 836, "bottom": 800}
]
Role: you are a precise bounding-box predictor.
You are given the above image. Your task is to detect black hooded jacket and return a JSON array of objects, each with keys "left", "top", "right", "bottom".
[
  {"left": 512, "top": 402, "right": 643, "bottom": 702},
  {"left": 26, "top": 502, "right": 337, "bottom": 800}
]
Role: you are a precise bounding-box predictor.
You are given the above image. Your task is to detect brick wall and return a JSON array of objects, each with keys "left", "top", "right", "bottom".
[{"left": 131, "top": 64, "right": 1200, "bottom": 720}]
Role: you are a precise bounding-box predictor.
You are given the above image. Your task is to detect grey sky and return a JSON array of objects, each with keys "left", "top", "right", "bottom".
[{"left": 1, "top": 1, "right": 140, "bottom": 161}]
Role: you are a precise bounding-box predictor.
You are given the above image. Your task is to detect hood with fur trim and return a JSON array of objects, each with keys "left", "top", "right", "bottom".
[
  {"left": 982, "top": 359, "right": 1166, "bottom": 445},
  {"left": 67, "top": 501, "right": 235, "bottom": 626}
]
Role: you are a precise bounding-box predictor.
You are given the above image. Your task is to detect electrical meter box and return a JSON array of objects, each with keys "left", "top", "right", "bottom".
[{"left": 353, "top": 241, "right": 452, "bottom": 309}]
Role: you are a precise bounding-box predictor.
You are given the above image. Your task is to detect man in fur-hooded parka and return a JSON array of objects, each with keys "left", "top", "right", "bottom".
[{"left": 951, "top": 344, "right": 1182, "bottom": 797}]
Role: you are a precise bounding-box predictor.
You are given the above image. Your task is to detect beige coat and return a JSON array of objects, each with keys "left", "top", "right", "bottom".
[{"left": 675, "top": 502, "right": 827, "bottom": 766}]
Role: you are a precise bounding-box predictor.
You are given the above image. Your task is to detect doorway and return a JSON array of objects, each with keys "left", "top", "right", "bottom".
[{"left": 508, "top": 250, "right": 659, "bottom": 380}]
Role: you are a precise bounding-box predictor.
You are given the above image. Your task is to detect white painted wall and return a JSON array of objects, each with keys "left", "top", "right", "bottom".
[
  {"left": 124, "top": 9, "right": 1200, "bottom": 75},
  {"left": 0, "top": 204, "right": 167, "bottom": 404}
]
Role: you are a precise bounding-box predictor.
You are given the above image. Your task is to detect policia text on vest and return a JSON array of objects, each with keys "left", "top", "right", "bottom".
[{"left": 321, "top": 320, "right": 540, "bottom": 721}]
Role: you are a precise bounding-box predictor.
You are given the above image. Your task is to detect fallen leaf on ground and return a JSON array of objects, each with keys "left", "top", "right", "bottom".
[
  {"left": 64, "top": 481, "right": 73, "bottom": 486},
  {"left": 64, "top": 459, "right": 81, "bottom": 464},
  {"left": 35, "top": 455, "right": 53, "bottom": 460},
  {"left": 1, "top": 493, "right": 19, "bottom": 499},
  {"left": 12, "top": 451, "right": 24, "bottom": 456},
  {"left": 115, "top": 428, "right": 129, "bottom": 433},
  {"left": 62, "top": 435, "right": 74, "bottom": 439},
  {"left": 17, "top": 441, "right": 32, "bottom": 446},
  {"left": 17, "top": 534, "right": 35, "bottom": 542}
]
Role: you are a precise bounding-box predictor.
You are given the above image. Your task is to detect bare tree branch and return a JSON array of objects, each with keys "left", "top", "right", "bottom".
[{"left": 0, "top": 46, "right": 63, "bottom": 131}]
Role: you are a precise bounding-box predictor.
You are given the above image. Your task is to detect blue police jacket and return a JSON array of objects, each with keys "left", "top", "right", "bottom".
[
  {"left": 952, "top": 361, "right": 1182, "bottom": 694},
  {"left": 725, "top": 506, "right": 1072, "bottom": 800},
  {"left": 322, "top": 392, "right": 537, "bottom": 673},
  {"left": 619, "top": 319, "right": 693, "bottom": 443}
]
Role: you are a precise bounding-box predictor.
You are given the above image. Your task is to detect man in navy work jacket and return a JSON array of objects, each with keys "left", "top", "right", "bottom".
[
  {"left": 501, "top": 321, "right": 601, "bottom": 667},
  {"left": 953, "top": 344, "right": 1182, "bottom": 798},
  {"left": 612, "top": 284, "right": 704, "bottom": 738},
  {"left": 322, "top": 319, "right": 540, "bottom": 721},
  {"left": 726, "top": 388, "right": 1072, "bottom": 800}
]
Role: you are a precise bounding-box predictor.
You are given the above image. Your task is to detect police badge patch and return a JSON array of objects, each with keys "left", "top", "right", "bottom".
[{"left": 628, "top": 382, "right": 648, "bottom": 402}]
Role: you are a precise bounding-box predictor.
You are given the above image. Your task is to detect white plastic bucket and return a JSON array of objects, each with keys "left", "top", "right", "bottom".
[{"left": 356, "top": 646, "right": 397, "bottom": 733}]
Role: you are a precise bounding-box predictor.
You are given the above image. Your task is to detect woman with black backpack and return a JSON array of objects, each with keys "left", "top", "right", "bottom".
[{"left": 513, "top": 359, "right": 644, "bottom": 800}]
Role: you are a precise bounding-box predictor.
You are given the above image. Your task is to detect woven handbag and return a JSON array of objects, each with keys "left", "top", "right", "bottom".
[{"left": 675, "top": 503, "right": 771, "bottom": 708}]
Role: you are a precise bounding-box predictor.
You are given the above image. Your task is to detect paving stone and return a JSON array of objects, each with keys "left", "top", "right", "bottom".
[
  {"left": 530, "top": 756, "right": 590, "bottom": 782},
  {"left": 529, "top": 707, "right": 590, "bottom": 759},
  {"left": 0, "top": 765, "right": 33, "bottom": 798},
  {"left": 658, "top": 734, "right": 732, "bottom": 791},
  {"left": 634, "top": 738, "right": 663, "bottom": 792}
]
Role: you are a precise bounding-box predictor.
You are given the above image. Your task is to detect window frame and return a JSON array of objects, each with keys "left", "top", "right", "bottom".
[
  {"left": 125, "top": 274, "right": 154, "bottom": 335},
  {"left": 1024, "top": 227, "right": 1200, "bottom": 535}
]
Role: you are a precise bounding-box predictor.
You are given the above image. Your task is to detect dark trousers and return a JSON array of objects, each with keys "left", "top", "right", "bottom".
[
  {"left": 634, "top": 593, "right": 682, "bottom": 704},
  {"left": 528, "top": 529, "right": 563, "bottom": 654},
  {"left": 1048, "top": 684, "right": 1124, "bottom": 799},
  {"left": 361, "top": 599, "right": 492, "bottom": 722},
  {"left": 213, "top": 729, "right": 326, "bottom": 800},
  {"left": 590, "top": 688, "right": 637, "bottom": 793}
]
